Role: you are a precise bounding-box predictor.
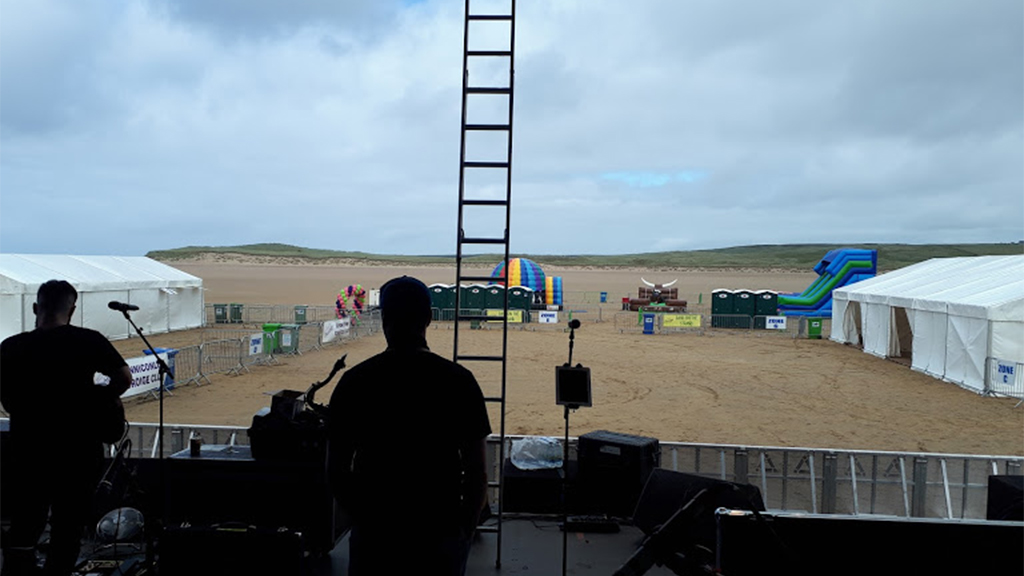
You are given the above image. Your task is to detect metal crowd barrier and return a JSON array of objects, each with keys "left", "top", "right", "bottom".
[
  {"left": 131, "top": 314, "right": 383, "bottom": 392},
  {"left": 93, "top": 423, "right": 1022, "bottom": 521}
]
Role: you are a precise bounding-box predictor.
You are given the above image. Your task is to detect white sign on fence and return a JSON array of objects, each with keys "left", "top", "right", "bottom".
[
  {"left": 539, "top": 311, "right": 559, "bottom": 324},
  {"left": 249, "top": 333, "right": 264, "bottom": 355},
  {"left": 990, "top": 358, "right": 1023, "bottom": 395},
  {"left": 281, "top": 330, "right": 293, "bottom": 348},
  {"left": 322, "top": 318, "right": 351, "bottom": 344},
  {"left": 115, "top": 353, "right": 170, "bottom": 399},
  {"left": 765, "top": 316, "right": 788, "bottom": 330}
]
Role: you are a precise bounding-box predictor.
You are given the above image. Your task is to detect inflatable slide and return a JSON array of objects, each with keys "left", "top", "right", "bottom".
[{"left": 777, "top": 248, "right": 877, "bottom": 318}]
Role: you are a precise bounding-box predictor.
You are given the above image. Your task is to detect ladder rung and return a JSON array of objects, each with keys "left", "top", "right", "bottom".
[
  {"left": 460, "top": 275, "right": 503, "bottom": 282},
  {"left": 468, "top": 14, "right": 513, "bottom": 21},
  {"left": 476, "top": 525, "right": 499, "bottom": 533},
  {"left": 464, "top": 161, "right": 509, "bottom": 168},
  {"left": 465, "top": 123, "right": 510, "bottom": 131},
  {"left": 467, "top": 87, "right": 511, "bottom": 94},
  {"left": 484, "top": 396, "right": 504, "bottom": 403},
  {"left": 467, "top": 50, "right": 512, "bottom": 57},
  {"left": 488, "top": 481, "right": 501, "bottom": 488},
  {"left": 461, "top": 237, "right": 506, "bottom": 245},
  {"left": 457, "top": 355, "right": 504, "bottom": 362},
  {"left": 462, "top": 199, "right": 508, "bottom": 206}
]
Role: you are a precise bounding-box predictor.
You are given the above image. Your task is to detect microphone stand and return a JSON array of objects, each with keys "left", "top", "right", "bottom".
[
  {"left": 117, "top": 308, "right": 172, "bottom": 567},
  {"left": 561, "top": 320, "right": 580, "bottom": 576}
]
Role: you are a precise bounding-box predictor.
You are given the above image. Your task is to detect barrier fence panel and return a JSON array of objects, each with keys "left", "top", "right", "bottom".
[
  {"left": 201, "top": 338, "right": 246, "bottom": 377},
  {"left": 985, "top": 357, "right": 1024, "bottom": 400},
  {"left": 169, "top": 345, "right": 204, "bottom": 387}
]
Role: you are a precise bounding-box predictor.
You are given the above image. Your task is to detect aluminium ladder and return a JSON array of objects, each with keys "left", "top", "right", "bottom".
[{"left": 452, "top": 0, "right": 516, "bottom": 568}]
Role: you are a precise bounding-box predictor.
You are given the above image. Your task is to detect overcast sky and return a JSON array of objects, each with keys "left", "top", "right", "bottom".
[{"left": 1, "top": 0, "right": 1021, "bottom": 256}]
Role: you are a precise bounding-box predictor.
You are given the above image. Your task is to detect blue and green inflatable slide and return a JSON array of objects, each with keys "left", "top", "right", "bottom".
[{"left": 777, "top": 248, "right": 877, "bottom": 318}]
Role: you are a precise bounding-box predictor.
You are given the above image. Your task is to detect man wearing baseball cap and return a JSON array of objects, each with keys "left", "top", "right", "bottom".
[{"left": 328, "top": 276, "right": 491, "bottom": 575}]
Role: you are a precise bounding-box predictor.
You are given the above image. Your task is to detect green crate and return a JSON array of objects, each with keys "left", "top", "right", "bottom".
[{"left": 294, "top": 305, "right": 308, "bottom": 324}]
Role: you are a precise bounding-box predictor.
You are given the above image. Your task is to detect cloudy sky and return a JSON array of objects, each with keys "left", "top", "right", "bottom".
[{"left": 1, "top": 0, "right": 1021, "bottom": 256}]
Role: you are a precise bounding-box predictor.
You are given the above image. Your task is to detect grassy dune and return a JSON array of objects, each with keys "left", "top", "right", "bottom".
[{"left": 147, "top": 242, "right": 1022, "bottom": 271}]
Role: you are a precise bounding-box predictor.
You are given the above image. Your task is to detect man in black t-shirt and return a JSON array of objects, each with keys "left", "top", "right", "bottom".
[
  {"left": 1, "top": 280, "right": 132, "bottom": 576},
  {"left": 328, "top": 276, "right": 491, "bottom": 576}
]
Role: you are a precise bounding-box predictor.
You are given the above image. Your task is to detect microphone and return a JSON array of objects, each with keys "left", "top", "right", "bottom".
[
  {"left": 108, "top": 301, "right": 139, "bottom": 312},
  {"left": 568, "top": 319, "right": 581, "bottom": 329}
]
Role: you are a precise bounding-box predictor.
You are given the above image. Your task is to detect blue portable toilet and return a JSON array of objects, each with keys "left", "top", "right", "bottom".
[{"left": 642, "top": 313, "right": 656, "bottom": 335}]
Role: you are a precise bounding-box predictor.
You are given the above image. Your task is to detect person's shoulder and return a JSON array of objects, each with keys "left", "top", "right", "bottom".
[
  {"left": 423, "top": 350, "right": 476, "bottom": 379},
  {"left": 0, "top": 331, "right": 30, "bottom": 350}
]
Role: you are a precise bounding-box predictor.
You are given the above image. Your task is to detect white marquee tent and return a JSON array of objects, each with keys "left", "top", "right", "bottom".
[
  {"left": 831, "top": 255, "right": 1024, "bottom": 396},
  {"left": 0, "top": 254, "right": 204, "bottom": 342}
]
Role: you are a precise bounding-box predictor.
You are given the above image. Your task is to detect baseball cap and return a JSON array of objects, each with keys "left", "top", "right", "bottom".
[{"left": 380, "top": 275, "right": 432, "bottom": 325}]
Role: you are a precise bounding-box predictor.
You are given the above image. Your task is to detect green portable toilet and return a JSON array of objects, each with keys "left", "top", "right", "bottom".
[
  {"left": 753, "top": 290, "right": 778, "bottom": 329},
  {"left": 734, "top": 290, "right": 756, "bottom": 329},
  {"left": 294, "top": 305, "right": 308, "bottom": 324},
  {"left": 262, "top": 323, "right": 282, "bottom": 353},
  {"left": 429, "top": 284, "right": 451, "bottom": 310},
  {"left": 278, "top": 324, "right": 300, "bottom": 353},
  {"left": 230, "top": 303, "right": 244, "bottom": 324},
  {"left": 464, "top": 284, "right": 487, "bottom": 311},
  {"left": 485, "top": 284, "right": 506, "bottom": 310},
  {"left": 711, "top": 290, "right": 734, "bottom": 328},
  {"left": 807, "top": 317, "right": 823, "bottom": 340},
  {"left": 214, "top": 304, "right": 228, "bottom": 324},
  {"left": 508, "top": 286, "right": 532, "bottom": 311}
]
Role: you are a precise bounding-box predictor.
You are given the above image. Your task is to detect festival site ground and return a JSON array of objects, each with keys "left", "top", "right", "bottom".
[{"left": 118, "top": 258, "right": 1024, "bottom": 457}]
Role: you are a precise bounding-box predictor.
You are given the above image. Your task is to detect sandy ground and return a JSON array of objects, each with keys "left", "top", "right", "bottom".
[{"left": 116, "top": 260, "right": 1024, "bottom": 456}]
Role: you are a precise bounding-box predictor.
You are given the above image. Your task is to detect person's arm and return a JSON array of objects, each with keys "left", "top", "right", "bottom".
[
  {"left": 459, "top": 436, "right": 489, "bottom": 537},
  {"left": 105, "top": 365, "right": 132, "bottom": 397}
]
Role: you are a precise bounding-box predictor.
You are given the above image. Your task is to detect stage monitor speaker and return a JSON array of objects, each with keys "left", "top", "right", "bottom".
[
  {"left": 576, "top": 430, "right": 660, "bottom": 518},
  {"left": 987, "top": 475, "right": 1023, "bottom": 521},
  {"left": 632, "top": 468, "right": 765, "bottom": 552}
]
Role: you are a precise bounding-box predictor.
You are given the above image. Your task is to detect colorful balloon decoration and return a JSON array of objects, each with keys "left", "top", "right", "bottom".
[
  {"left": 490, "top": 258, "right": 546, "bottom": 292},
  {"left": 336, "top": 284, "right": 367, "bottom": 323}
]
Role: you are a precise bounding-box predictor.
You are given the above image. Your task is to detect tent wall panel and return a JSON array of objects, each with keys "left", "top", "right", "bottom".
[
  {"left": 911, "top": 310, "right": 946, "bottom": 378},
  {"left": 944, "top": 315, "right": 987, "bottom": 393},
  {"left": 831, "top": 297, "right": 849, "bottom": 342},
  {"left": 991, "top": 321, "right": 1024, "bottom": 364},
  {"left": 130, "top": 289, "right": 166, "bottom": 335},
  {"left": 0, "top": 294, "right": 25, "bottom": 341},
  {"left": 863, "top": 303, "right": 890, "bottom": 358},
  {"left": 81, "top": 290, "right": 131, "bottom": 339},
  {"left": 169, "top": 288, "right": 204, "bottom": 331}
]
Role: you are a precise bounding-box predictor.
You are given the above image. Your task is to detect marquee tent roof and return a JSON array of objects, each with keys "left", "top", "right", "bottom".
[
  {"left": 832, "top": 255, "right": 1023, "bottom": 320},
  {"left": 0, "top": 254, "right": 201, "bottom": 293}
]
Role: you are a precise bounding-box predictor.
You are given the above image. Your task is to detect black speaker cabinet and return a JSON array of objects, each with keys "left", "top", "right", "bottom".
[
  {"left": 632, "top": 468, "right": 765, "bottom": 552},
  {"left": 577, "top": 430, "right": 660, "bottom": 518},
  {"left": 716, "top": 509, "right": 1024, "bottom": 576},
  {"left": 987, "top": 475, "right": 1023, "bottom": 521}
]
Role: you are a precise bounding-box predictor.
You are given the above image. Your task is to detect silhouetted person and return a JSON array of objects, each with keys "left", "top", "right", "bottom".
[
  {"left": 328, "top": 276, "right": 491, "bottom": 575},
  {"left": 1, "top": 280, "right": 132, "bottom": 575}
]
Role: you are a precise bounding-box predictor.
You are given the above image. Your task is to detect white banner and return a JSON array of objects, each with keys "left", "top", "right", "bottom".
[
  {"left": 765, "top": 316, "right": 788, "bottom": 330},
  {"left": 322, "top": 318, "right": 351, "bottom": 344},
  {"left": 539, "top": 311, "right": 559, "bottom": 324},
  {"left": 119, "top": 353, "right": 169, "bottom": 399},
  {"left": 990, "top": 358, "right": 1023, "bottom": 395},
  {"left": 249, "top": 333, "right": 264, "bottom": 356}
]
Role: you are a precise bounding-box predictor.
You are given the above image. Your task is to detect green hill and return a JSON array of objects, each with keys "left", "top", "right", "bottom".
[{"left": 147, "top": 242, "right": 1022, "bottom": 271}]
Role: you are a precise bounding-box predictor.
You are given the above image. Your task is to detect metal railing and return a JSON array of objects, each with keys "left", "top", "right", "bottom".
[{"left": 88, "top": 423, "right": 1021, "bottom": 521}]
